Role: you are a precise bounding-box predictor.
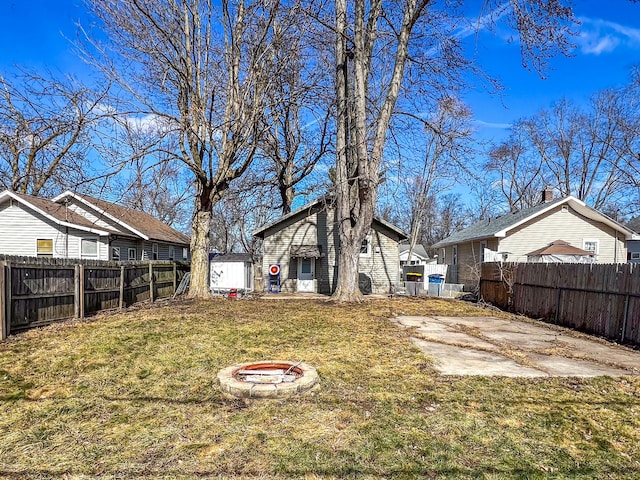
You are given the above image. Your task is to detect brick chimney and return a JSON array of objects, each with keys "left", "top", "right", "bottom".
[{"left": 542, "top": 187, "right": 554, "bottom": 203}]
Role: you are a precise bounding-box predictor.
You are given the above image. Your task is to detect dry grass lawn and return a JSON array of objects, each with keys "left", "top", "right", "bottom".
[{"left": 0, "top": 296, "right": 639, "bottom": 479}]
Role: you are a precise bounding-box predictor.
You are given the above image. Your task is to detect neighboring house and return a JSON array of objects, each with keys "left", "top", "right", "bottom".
[
  {"left": 253, "top": 197, "right": 407, "bottom": 295},
  {"left": 399, "top": 244, "right": 431, "bottom": 270},
  {"left": 432, "top": 192, "right": 637, "bottom": 290},
  {"left": 0, "top": 190, "right": 190, "bottom": 261},
  {"left": 627, "top": 217, "right": 640, "bottom": 264}
]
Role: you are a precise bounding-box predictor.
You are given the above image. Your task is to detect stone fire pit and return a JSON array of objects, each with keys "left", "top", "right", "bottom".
[{"left": 217, "top": 360, "right": 319, "bottom": 399}]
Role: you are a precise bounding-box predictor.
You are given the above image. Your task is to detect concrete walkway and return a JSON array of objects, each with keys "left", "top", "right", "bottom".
[{"left": 392, "top": 316, "right": 640, "bottom": 377}]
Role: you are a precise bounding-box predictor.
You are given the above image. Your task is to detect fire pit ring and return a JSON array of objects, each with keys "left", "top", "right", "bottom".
[{"left": 217, "top": 360, "right": 319, "bottom": 399}]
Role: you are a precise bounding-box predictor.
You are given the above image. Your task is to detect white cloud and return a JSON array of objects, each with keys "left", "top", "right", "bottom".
[
  {"left": 473, "top": 119, "right": 512, "bottom": 129},
  {"left": 577, "top": 17, "right": 640, "bottom": 55}
]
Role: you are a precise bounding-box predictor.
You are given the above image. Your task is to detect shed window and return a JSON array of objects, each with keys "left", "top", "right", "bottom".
[
  {"left": 37, "top": 239, "right": 53, "bottom": 257},
  {"left": 182, "top": 247, "right": 188, "bottom": 260},
  {"left": 632, "top": 252, "right": 640, "bottom": 260},
  {"left": 452, "top": 246, "right": 458, "bottom": 265},
  {"left": 152, "top": 243, "right": 159, "bottom": 260},
  {"left": 81, "top": 238, "right": 98, "bottom": 257},
  {"left": 112, "top": 246, "right": 120, "bottom": 261},
  {"left": 128, "top": 248, "right": 136, "bottom": 261},
  {"left": 169, "top": 246, "right": 175, "bottom": 260}
]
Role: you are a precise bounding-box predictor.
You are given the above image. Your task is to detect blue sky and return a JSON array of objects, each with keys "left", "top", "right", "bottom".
[
  {"left": 1, "top": 0, "right": 639, "bottom": 143},
  {"left": 464, "top": 0, "right": 640, "bottom": 139}
]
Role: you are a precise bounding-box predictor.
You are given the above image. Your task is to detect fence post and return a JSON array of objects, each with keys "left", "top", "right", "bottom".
[
  {"left": 5, "top": 261, "right": 11, "bottom": 338},
  {"left": 119, "top": 265, "right": 125, "bottom": 309},
  {"left": 0, "top": 261, "right": 6, "bottom": 340},
  {"left": 621, "top": 294, "right": 630, "bottom": 343},
  {"left": 75, "top": 264, "right": 85, "bottom": 319},
  {"left": 149, "top": 262, "right": 155, "bottom": 302},
  {"left": 554, "top": 288, "right": 563, "bottom": 325},
  {"left": 172, "top": 262, "right": 177, "bottom": 295}
]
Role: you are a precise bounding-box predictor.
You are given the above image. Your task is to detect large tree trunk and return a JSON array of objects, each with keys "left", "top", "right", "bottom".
[
  {"left": 188, "top": 186, "right": 213, "bottom": 298},
  {"left": 332, "top": 237, "right": 362, "bottom": 301}
]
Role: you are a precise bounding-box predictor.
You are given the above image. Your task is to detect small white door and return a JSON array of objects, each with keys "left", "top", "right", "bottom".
[{"left": 297, "top": 258, "right": 315, "bottom": 292}]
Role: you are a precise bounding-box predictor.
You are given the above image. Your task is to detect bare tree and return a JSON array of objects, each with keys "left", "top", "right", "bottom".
[
  {"left": 485, "top": 124, "right": 546, "bottom": 210},
  {"left": 420, "top": 193, "right": 471, "bottom": 254},
  {"left": 259, "top": 10, "right": 332, "bottom": 214},
  {"left": 118, "top": 159, "right": 192, "bottom": 228},
  {"left": 329, "top": 0, "right": 576, "bottom": 301},
  {"left": 0, "top": 70, "right": 108, "bottom": 196},
  {"left": 401, "top": 96, "right": 473, "bottom": 264},
  {"left": 84, "top": 0, "right": 295, "bottom": 297},
  {"left": 210, "top": 182, "right": 276, "bottom": 259}
]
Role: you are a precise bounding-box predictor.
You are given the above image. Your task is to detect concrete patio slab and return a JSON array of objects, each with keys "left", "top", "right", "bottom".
[{"left": 393, "top": 315, "right": 640, "bottom": 377}]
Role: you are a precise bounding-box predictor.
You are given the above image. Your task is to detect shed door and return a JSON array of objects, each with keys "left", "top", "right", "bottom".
[{"left": 297, "top": 258, "right": 315, "bottom": 292}]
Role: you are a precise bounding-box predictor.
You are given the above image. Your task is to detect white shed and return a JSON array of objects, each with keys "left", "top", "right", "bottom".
[{"left": 210, "top": 253, "right": 254, "bottom": 292}]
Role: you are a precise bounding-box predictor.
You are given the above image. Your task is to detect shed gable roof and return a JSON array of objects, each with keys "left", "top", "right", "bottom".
[{"left": 252, "top": 196, "right": 408, "bottom": 241}]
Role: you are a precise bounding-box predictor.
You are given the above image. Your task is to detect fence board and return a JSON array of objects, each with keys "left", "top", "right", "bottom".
[
  {"left": 0, "top": 261, "right": 6, "bottom": 340},
  {"left": 481, "top": 262, "right": 640, "bottom": 346},
  {"left": 2, "top": 260, "right": 190, "bottom": 334}
]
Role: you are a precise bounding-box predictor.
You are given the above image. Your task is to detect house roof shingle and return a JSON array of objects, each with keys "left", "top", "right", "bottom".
[
  {"left": 432, "top": 196, "right": 637, "bottom": 248},
  {"left": 9, "top": 192, "right": 122, "bottom": 235},
  {"left": 399, "top": 244, "right": 429, "bottom": 259},
  {"left": 72, "top": 193, "right": 190, "bottom": 245}
]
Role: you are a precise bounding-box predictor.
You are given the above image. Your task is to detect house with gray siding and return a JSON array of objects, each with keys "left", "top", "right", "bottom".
[
  {"left": 253, "top": 198, "right": 407, "bottom": 295},
  {"left": 0, "top": 190, "right": 190, "bottom": 261},
  {"left": 432, "top": 192, "right": 638, "bottom": 290}
]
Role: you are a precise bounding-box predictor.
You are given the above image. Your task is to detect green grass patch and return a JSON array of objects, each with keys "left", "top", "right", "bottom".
[{"left": 0, "top": 297, "right": 638, "bottom": 479}]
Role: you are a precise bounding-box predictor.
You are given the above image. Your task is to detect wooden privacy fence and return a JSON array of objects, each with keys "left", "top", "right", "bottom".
[
  {"left": 480, "top": 262, "right": 640, "bottom": 346},
  {"left": 1, "top": 257, "right": 190, "bottom": 339}
]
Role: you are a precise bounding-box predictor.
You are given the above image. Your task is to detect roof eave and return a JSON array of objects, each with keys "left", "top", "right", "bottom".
[
  {"left": 55, "top": 191, "right": 151, "bottom": 241},
  {"left": 2, "top": 191, "right": 112, "bottom": 236}
]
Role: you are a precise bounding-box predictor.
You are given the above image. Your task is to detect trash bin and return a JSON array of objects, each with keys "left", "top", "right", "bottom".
[
  {"left": 428, "top": 274, "right": 445, "bottom": 296},
  {"left": 406, "top": 272, "right": 422, "bottom": 282},
  {"left": 405, "top": 272, "right": 422, "bottom": 296}
]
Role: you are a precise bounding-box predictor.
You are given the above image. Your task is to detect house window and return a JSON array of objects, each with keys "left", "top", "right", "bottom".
[
  {"left": 36, "top": 239, "right": 53, "bottom": 257},
  {"left": 452, "top": 246, "right": 458, "bottom": 265},
  {"left": 152, "top": 243, "right": 159, "bottom": 260},
  {"left": 128, "top": 248, "right": 137, "bottom": 261},
  {"left": 360, "top": 235, "right": 372, "bottom": 257},
  {"left": 441, "top": 248, "right": 446, "bottom": 263},
  {"left": 112, "top": 246, "right": 121, "bottom": 261},
  {"left": 169, "top": 246, "right": 175, "bottom": 260},
  {"left": 182, "top": 247, "right": 188, "bottom": 260},
  {"left": 583, "top": 239, "right": 599, "bottom": 255},
  {"left": 81, "top": 238, "right": 98, "bottom": 258},
  {"left": 632, "top": 252, "right": 640, "bottom": 260},
  {"left": 480, "top": 242, "right": 487, "bottom": 262},
  {"left": 301, "top": 259, "right": 312, "bottom": 274}
]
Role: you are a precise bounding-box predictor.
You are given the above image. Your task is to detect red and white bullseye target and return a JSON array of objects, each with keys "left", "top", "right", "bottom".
[{"left": 269, "top": 264, "right": 280, "bottom": 276}]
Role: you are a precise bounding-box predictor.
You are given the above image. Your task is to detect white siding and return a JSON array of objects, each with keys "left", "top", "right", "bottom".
[{"left": 0, "top": 202, "right": 110, "bottom": 259}]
